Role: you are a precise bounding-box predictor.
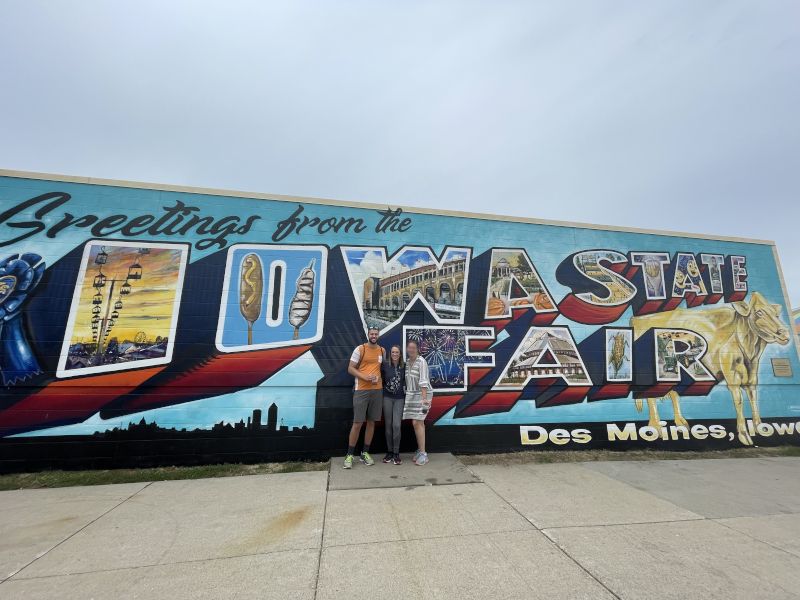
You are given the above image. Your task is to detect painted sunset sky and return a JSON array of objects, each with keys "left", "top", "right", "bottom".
[{"left": 71, "top": 245, "right": 183, "bottom": 344}]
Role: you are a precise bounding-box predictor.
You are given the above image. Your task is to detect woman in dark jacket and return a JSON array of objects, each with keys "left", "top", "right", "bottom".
[{"left": 381, "top": 344, "right": 405, "bottom": 465}]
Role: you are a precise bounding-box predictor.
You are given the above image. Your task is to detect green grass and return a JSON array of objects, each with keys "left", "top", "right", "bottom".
[
  {"left": 458, "top": 445, "right": 800, "bottom": 466},
  {"left": 4, "top": 446, "right": 800, "bottom": 490},
  {"left": 0, "top": 461, "right": 328, "bottom": 491}
]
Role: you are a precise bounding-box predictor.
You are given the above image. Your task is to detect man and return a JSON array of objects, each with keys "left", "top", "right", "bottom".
[{"left": 344, "top": 326, "right": 385, "bottom": 469}]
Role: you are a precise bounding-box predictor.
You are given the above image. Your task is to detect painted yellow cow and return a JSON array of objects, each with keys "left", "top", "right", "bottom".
[{"left": 630, "top": 292, "right": 791, "bottom": 445}]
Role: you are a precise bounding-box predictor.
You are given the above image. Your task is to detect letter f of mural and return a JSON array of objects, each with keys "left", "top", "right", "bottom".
[{"left": 0, "top": 253, "right": 45, "bottom": 385}]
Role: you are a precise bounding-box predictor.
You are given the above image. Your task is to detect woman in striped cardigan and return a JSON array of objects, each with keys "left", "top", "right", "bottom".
[{"left": 402, "top": 339, "right": 434, "bottom": 465}]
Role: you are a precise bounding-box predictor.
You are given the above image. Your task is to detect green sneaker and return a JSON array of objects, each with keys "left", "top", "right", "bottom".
[
  {"left": 360, "top": 451, "right": 375, "bottom": 466},
  {"left": 343, "top": 454, "right": 353, "bottom": 469}
]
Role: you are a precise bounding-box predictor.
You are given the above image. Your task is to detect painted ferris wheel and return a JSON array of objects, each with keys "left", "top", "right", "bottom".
[{"left": 89, "top": 246, "right": 149, "bottom": 357}]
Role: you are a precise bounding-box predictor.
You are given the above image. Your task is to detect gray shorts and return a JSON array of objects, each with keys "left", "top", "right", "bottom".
[{"left": 353, "top": 389, "right": 383, "bottom": 422}]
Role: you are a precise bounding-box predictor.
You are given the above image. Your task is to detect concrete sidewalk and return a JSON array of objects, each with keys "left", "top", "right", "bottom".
[{"left": 3, "top": 456, "right": 800, "bottom": 599}]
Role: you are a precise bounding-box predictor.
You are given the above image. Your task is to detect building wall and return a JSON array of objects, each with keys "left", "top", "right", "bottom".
[{"left": 1, "top": 172, "right": 799, "bottom": 470}]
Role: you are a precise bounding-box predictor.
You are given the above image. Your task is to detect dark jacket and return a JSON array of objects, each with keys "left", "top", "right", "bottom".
[{"left": 381, "top": 361, "right": 405, "bottom": 399}]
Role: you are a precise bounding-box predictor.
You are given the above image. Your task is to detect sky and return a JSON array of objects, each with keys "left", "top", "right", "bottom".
[{"left": 2, "top": 1, "right": 799, "bottom": 304}]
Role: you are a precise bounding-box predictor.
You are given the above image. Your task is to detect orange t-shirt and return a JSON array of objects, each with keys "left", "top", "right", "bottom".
[{"left": 351, "top": 344, "right": 384, "bottom": 391}]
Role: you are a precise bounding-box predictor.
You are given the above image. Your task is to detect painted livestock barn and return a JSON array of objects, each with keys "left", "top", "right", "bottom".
[{"left": 1, "top": 170, "right": 799, "bottom": 470}]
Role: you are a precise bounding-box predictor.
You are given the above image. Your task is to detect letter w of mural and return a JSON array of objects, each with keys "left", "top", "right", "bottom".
[{"left": 342, "top": 246, "right": 471, "bottom": 333}]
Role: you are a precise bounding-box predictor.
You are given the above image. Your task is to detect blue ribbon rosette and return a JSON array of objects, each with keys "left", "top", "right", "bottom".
[{"left": 0, "top": 253, "right": 46, "bottom": 385}]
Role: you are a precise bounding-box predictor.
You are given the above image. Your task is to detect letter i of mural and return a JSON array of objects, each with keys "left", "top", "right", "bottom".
[
  {"left": 0, "top": 171, "right": 799, "bottom": 469},
  {"left": 217, "top": 244, "right": 326, "bottom": 351}
]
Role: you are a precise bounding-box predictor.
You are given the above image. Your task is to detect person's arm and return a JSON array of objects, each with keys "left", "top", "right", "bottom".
[
  {"left": 378, "top": 346, "right": 387, "bottom": 385},
  {"left": 347, "top": 346, "right": 371, "bottom": 382},
  {"left": 379, "top": 361, "right": 388, "bottom": 388},
  {"left": 348, "top": 360, "right": 369, "bottom": 381},
  {"left": 418, "top": 358, "right": 433, "bottom": 406}
]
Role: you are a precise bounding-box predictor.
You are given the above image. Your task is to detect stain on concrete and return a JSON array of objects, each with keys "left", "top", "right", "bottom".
[
  {"left": 226, "top": 506, "right": 311, "bottom": 554},
  {"left": 5, "top": 516, "right": 82, "bottom": 546}
]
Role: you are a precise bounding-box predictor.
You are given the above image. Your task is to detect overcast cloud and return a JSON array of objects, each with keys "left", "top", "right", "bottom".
[{"left": 2, "top": 1, "right": 799, "bottom": 303}]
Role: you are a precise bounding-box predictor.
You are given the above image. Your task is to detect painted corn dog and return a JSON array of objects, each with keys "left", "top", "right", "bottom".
[
  {"left": 289, "top": 259, "right": 315, "bottom": 339},
  {"left": 239, "top": 253, "right": 263, "bottom": 345}
]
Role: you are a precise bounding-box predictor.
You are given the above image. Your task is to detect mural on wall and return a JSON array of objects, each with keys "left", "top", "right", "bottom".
[
  {"left": 403, "top": 326, "right": 494, "bottom": 391},
  {"left": 0, "top": 172, "right": 799, "bottom": 467},
  {"left": 485, "top": 249, "right": 557, "bottom": 319},
  {"left": 57, "top": 241, "right": 188, "bottom": 377},
  {"left": 496, "top": 327, "right": 591, "bottom": 387},
  {"left": 671, "top": 253, "right": 708, "bottom": 297},
  {"left": 0, "top": 253, "right": 46, "bottom": 385},
  {"left": 606, "top": 329, "right": 632, "bottom": 381},
  {"left": 216, "top": 244, "right": 327, "bottom": 351},
  {"left": 342, "top": 246, "right": 470, "bottom": 333},
  {"left": 630, "top": 293, "right": 791, "bottom": 445}
]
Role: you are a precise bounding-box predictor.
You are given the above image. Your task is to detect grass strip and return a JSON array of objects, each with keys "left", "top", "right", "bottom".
[
  {"left": 458, "top": 445, "right": 800, "bottom": 465},
  {"left": 4, "top": 446, "right": 800, "bottom": 490},
  {"left": 0, "top": 461, "right": 327, "bottom": 491}
]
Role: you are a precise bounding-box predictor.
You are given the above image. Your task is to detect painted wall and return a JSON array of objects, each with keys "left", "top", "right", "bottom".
[{"left": 1, "top": 173, "right": 799, "bottom": 470}]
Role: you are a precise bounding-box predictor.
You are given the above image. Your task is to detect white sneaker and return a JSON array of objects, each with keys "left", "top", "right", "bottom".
[{"left": 416, "top": 452, "right": 428, "bottom": 465}]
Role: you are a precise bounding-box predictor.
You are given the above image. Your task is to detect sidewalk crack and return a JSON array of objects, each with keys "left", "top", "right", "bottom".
[
  {"left": 479, "top": 475, "right": 622, "bottom": 600},
  {"left": 1, "top": 482, "right": 153, "bottom": 584},
  {"left": 312, "top": 466, "right": 331, "bottom": 599}
]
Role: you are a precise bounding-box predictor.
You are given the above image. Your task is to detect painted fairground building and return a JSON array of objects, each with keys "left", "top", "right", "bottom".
[{"left": 1, "top": 170, "right": 799, "bottom": 471}]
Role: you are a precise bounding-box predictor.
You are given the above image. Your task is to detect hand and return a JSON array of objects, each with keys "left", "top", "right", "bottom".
[{"left": 370, "top": 374, "right": 379, "bottom": 384}]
